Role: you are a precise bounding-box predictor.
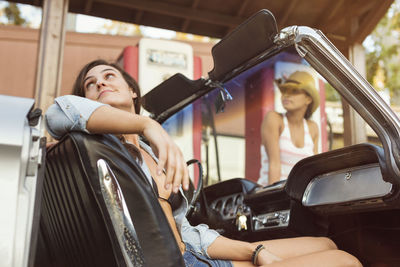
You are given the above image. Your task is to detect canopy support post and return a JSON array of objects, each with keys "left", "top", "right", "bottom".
[{"left": 34, "top": 0, "right": 69, "bottom": 114}]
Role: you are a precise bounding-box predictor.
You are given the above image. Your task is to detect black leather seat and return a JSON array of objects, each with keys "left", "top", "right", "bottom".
[{"left": 35, "top": 132, "right": 184, "bottom": 267}]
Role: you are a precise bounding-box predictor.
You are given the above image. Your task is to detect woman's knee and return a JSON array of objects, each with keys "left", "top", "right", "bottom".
[
  {"left": 295, "top": 236, "right": 337, "bottom": 252},
  {"left": 326, "top": 250, "right": 362, "bottom": 267},
  {"left": 315, "top": 237, "right": 337, "bottom": 250}
]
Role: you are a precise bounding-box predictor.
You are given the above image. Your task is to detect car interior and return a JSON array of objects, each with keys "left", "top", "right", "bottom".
[{"left": 144, "top": 9, "right": 400, "bottom": 266}]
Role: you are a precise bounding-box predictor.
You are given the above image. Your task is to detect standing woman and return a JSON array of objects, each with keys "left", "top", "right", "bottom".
[
  {"left": 258, "top": 71, "right": 320, "bottom": 186},
  {"left": 46, "top": 61, "right": 361, "bottom": 266}
]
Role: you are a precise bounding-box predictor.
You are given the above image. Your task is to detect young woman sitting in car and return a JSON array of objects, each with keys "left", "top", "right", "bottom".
[{"left": 45, "top": 59, "right": 361, "bottom": 267}]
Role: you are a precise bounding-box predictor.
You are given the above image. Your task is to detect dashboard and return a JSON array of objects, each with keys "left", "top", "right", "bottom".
[
  {"left": 201, "top": 178, "right": 291, "bottom": 235},
  {"left": 285, "top": 143, "right": 394, "bottom": 214},
  {"left": 189, "top": 145, "right": 400, "bottom": 266},
  {"left": 210, "top": 193, "right": 250, "bottom": 220},
  {"left": 196, "top": 144, "right": 395, "bottom": 240}
]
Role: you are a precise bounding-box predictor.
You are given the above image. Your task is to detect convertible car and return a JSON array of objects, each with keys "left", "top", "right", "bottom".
[{"left": 2, "top": 9, "right": 400, "bottom": 267}]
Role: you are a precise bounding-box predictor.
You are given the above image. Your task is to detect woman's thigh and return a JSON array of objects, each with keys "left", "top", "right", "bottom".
[
  {"left": 183, "top": 243, "right": 233, "bottom": 267},
  {"left": 264, "top": 249, "right": 361, "bottom": 267},
  {"left": 253, "top": 236, "right": 337, "bottom": 259},
  {"left": 231, "top": 249, "right": 361, "bottom": 267}
]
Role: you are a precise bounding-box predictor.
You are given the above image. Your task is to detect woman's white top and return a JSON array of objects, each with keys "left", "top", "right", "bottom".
[{"left": 258, "top": 114, "right": 314, "bottom": 186}]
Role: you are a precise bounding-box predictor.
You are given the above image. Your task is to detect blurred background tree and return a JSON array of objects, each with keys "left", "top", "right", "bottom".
[
  {"left": 2, "top": 2, "right": 26, "bottom": 25},
  {"left": 325, "top": 83, "right": 341, "bottom": 102},
  {"left": 100, "top": 20, "right": 142, "bottom": 36},
  {"left": 365, "top": 0, "right": 400, "bottom": 104}
]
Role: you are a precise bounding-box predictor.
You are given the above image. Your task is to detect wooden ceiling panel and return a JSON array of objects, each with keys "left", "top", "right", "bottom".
[
  {"left": 353, "top": 0, "right": 393, "bottom": 43},
  {"left": 83, "top": 2, "right": 139, "bottom": 25},
  {"left": 66, "top": 0, "right": 85, "bottom": 13},
  {"left": 180, "top": 0, "right": 201, "bottom": 32},
  {"left": 186, "top": 20, "right": 227, "bottom": 39},
  {"left": 277, "top": 0, "right": 300, "bottom": 29},
  {"left": 140, "top": 12, "right": 184, "bottom": 32},
  {"left": 8, "top": 0, "right": 394, "bottom": 43},
  {"left": 164, "top": 0, "right": 191, "bottom": 5},
  {"left": 240, "top": 1, "right": 281, "bottom": 21},
  {"left": 197, "top": 0, "right": 243, "bottom": 16}
]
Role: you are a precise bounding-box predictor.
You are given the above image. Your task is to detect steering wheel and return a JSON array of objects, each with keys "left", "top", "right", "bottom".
[{"left": 185, "top": 159, "right": 204, "bottom": 216}]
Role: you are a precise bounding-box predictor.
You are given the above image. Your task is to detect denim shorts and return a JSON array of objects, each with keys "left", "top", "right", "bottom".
[{"left": 182, "top": 243, "right": 233, "bottom": 267}]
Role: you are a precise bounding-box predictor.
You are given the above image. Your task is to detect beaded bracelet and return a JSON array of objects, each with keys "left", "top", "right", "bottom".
[{"left": 251, "top": 244, "right": 265, "bottom": 265}]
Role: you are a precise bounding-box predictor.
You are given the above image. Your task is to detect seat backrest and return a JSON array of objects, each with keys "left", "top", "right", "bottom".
[{"left": 35, "top": 132, "right": 184, "bottom": 267}]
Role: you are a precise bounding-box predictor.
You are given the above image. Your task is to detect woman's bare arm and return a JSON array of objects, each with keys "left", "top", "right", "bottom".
[
  {"left": 307, "top": 120, "right": 319, "bottom": 154},
  {"left": 261, "top": 111, "right": 283, "bottom": 185},
  {"left": 207, "top": 236, "right": 283, "bottom": 265},
  {"left": 86, "top": 105, "right": 189, "bottom": 192},
  {"left": 207, "top": 236, "right": 257, "bottom": 261}
]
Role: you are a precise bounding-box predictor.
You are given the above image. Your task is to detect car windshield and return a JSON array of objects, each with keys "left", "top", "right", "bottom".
[{"left": 162, "top": 45, "right": 382, "bottom": 187}]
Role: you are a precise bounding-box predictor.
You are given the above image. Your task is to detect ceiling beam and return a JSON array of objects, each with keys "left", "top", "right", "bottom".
[
  {"left": 323, "top": 1, "right": 361, "bottom": 34},
  {"left": 181, "top": 0, "right": 200, "bottom": 33},
  {"left": 347, "top": 10, "right": 359, "bottom": 46},
  {"left": 278, "top": 0, "right": 299, "bottom": 29},
  {"left": 224, "top": 0, "right": 250, "bottom": 37},
  {"left": 135, "top": 10, "right": 144, "bottom": 24},
  {"left": 313, "top": 0, "right": 344, "bottom": 29},
  {"left": 326, "top": 33, "right": 347, "bottom": 42},
  {"left": 354, "top": 0, "right": 378, "bottom": 17},
  {"left": 84, "top": 0, "right": 93, "bottom": 13},
  {"left": 237, "top": 0, "right": 250, "bottom": 17},
  {"left": 351, "top": 0, "right": 394, "bottom": 43},
  {"left": 322, "top": 0, "right": 383, "bottom": 36},
  {"left": 95, "top": 0, "right": 243, "bottom": 27},
  {"left": 181, "top": 19, "right": 190, "bottom": 33}
]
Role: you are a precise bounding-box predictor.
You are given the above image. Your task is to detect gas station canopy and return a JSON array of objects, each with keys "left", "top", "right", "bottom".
[
  {"left": 6, "top": 0, "right": 394, "bottom": 147},
  {"left": 11, "top": 0, "right": 393, "bottom": 46}
]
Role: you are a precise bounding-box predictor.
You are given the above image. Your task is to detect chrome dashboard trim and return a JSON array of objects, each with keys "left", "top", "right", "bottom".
[
  {"left": 254, "top": 180, "right": 286, "bottom": 194},
  {"left": 253, "top": 210, "right": 290, "bottom": 231}
]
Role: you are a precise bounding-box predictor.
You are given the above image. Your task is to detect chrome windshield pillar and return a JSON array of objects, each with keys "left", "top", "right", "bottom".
[{"left": 274, "top": 26, "right": 400, "bottom": 182}]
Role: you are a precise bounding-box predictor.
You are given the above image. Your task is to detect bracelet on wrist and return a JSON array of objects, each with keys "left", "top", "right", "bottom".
[{"left": 251, "top": 244, "right": 265, "bottom": 265}]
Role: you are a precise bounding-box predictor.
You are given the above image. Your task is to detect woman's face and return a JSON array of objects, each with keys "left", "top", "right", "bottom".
[
  {"left": 83, "top": 64, "right": 137, "bottom": 113},
  {"left": 280, "top": 88, "right": 312, "bottom": 112}
]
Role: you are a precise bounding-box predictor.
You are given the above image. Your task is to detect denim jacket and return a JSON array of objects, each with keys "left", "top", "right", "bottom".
[{"left": 45, "top": 95, "right": 219, "bottom": 257}]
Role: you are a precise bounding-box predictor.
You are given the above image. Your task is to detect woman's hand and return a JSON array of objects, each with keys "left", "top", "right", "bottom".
[
  {"left": 256, "top": 246, "right": 282, "bottom": 265},
  {"left": 142, "top": 118, "right": 189, "bottom": 193},
  {"left": 46, "top": 141, "right": 58, "bottom": 149},
  {"left": 86, "top": 105, "right": 189, "bottom": 193}
]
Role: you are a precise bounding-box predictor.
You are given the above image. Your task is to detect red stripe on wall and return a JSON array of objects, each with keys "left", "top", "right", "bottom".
[
  {"left": 122, "top": 46, "right": 139, "bottom": 81},
  {"left": 192, "top": 56, "right": 202, "bottom": 188},
  {"left": 245, "top": 68, "right": 275, "bottom": 181},
  {"left": 319, "top": 79, "right": 327, "bottom": 152}
]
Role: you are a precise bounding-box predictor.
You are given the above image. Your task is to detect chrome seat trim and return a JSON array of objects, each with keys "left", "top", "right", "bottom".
[{"left": 97, "top": 159, "right": 144, "bottom": 267}]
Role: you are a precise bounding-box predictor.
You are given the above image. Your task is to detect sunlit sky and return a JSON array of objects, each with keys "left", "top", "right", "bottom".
[{"left": 75, "top": 14, "right": 177, "bottom": 39}]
